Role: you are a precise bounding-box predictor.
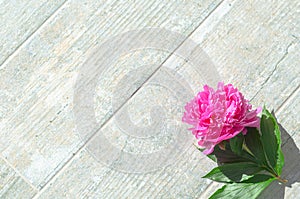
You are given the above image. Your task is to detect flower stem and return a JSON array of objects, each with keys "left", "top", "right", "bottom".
[
  {"left": 261, "top": 166, "right": 288, "bottom": 184},
  {"left": 276, "top": 176, "right": 288, "bottom": 184}
]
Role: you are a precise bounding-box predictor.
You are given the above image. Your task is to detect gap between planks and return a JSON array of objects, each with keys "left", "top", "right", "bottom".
[
  {"left": 0, "top": 154, "right": 38, "bottom": 192},
  {"left": 33, "top": 0, "right": 226, "bottom": 197},
  {"left": 0, "top": 0, "right": 69, "bottom": 69},
  {"left": 0, "top": 0, "right": 70, "bottom": 194}
]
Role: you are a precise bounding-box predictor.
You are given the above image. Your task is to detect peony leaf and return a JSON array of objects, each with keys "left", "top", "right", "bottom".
[
  {"left": 196, "top": 145, "right": 217, "bottom": 162},
  {"left": 260, "top": 107, "right": 284, "bottom": 175},
  {"left": 213, "top": 146, "right": 248, "bottom": 164},
  {"left": 276, "top": 149, "right": 284, "bottom": 176},
  {"left": 207, "top": 153, "right": 218, "bottom": 162},
  {"left": 212, "top": 142, "right": 253, "bottom": 164},
  {"left": 242, "top": 174, "right": 274, "bottom": 183},
  {"left": 209, "top": 185, "right": 226, "bottom": 198},
  {"left": 209, "top": 175, "right": 275, "bottom": 199},
  {"left": 244, "top": 128, "right": 268, "bottom": 166},
  {"left": 203, "top": 162, "right": 263, "bottom": 183},
  {"left": 230, "top": 133, "right": 244, "bottom": 155}
]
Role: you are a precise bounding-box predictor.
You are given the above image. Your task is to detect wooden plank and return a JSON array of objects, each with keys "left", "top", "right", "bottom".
[
  {"left": 258, "top": 88, "right": 300, "bottom": 199},
  {"left": 0, "top": 0, "right": 222, "bottom": 190},
  {"left": 163, "top": 1, "right": 299, "bottom": 196},
  {"left": 192, "top": 0, "right": 299, "bottom": 197},
  {"left": 191, "top": 0, "right": 299, "bottom": 110},
  {"left": 0, "top": 158, "right": 36, "bottom": 198},
  {"left": 37, "top": 146, "right": 216, "bottom": 198},
  {"left": 276, "top": 87, "right": 300, "bottom": 141},
  {"left": 0, "top": 0, "right": 66, "bottom": 66},
  {"left": 36, "top": 0, "right": 300, "bottom": 197}
]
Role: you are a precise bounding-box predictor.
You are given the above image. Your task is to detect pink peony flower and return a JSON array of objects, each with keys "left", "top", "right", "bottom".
[{"left": 182, "top": 82, "right": 261, "bottom": 155}]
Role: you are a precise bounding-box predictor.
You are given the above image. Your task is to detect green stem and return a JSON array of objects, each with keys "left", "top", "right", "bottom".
[
  {"left": 262, "top": 165, "right": 287, "bottom": 184},
  {"left": 276, "top": 176, "right": 288, "bottom": 184},
  {"left": 242, "top": 143, "right": 281, "bottom": 181}
]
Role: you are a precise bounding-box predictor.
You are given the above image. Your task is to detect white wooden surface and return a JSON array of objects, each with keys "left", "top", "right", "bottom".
[
  {"left": 0, "top": 0, "right": 66, "bottom": 65},
  {"left": 0, "top": 0, "right": 299, "bottom": 198}
]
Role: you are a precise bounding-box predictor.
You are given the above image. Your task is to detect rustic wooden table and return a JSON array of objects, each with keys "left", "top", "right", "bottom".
[{"left": 0, "top": 0, "right": 299, "bottom": 198}]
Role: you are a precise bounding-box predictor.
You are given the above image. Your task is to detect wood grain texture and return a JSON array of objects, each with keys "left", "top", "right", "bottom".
[
  {"left": 258, "top": 88, "right": 300, "bottom": 199},
  {"left": 37, "top": 146, "right": 216, "bottom": 198},
  {"left": 0, "top": 158, "right": 36, "bottom": 198},
  {"left": 35, "top": 0, "right": 300, "bottom": 198},
  {"left": 190, "top": 0, "right": 299, "bottom": 197},
  {"left": 0, "top": 0, "right": 222, "bottom": 190},
  {"left": 192, "top": 0, "right": 299, "bottom": 109},
  {"left": 0, "top": 0, "right": 66, "bottom": 66},
  {"left": 0, "top": 0, "right": 299, "bottom": 197}
]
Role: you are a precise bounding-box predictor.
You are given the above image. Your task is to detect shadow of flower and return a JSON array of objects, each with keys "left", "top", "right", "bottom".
[{"left": 258, "top": 123, "right": 300, "bottom": 199}]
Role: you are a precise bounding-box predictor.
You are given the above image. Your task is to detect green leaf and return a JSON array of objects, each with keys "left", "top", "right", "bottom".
[
  {"left": 242, "top": 174, "right": 274, "bottom": 183},
  {"left": 209, "top": 176, "right": 275, "bottom": 199},
  {"left": 260, "top": 107, "right": 284, "bottom": 175},
  {"left": 277, "top": 149, "right": 284, "bottom": 175},
  {"left": 209, "top": 185, "right": 226, "bottom": 198},
  {"left": 244, "top": 128, "right": 268, "bottom": 166},
  {"left": 197, "top": 140, "right": 255, "bottom": 165},
  {"left": 195, "top": 145, "right": 217, "bottom": 162},
  {"left": 230, "top": 133, "right": 244, "bottom": 155},
  {"left": 203, "top": 162, "right": 263, "bottom": 183},
  {"left": 207, "top": 154, "right": 218, "bottom": 162},
  {"left": 260, "top": 113, "right": 277, "bottom": 170},
  {"left": 212, "top": 144, "right": 249, "bottom": 164}
]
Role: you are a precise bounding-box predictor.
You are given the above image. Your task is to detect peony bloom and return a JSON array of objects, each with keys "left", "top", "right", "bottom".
[{"left": 182, "top": 82, "right": 261, "bottom": 155}]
